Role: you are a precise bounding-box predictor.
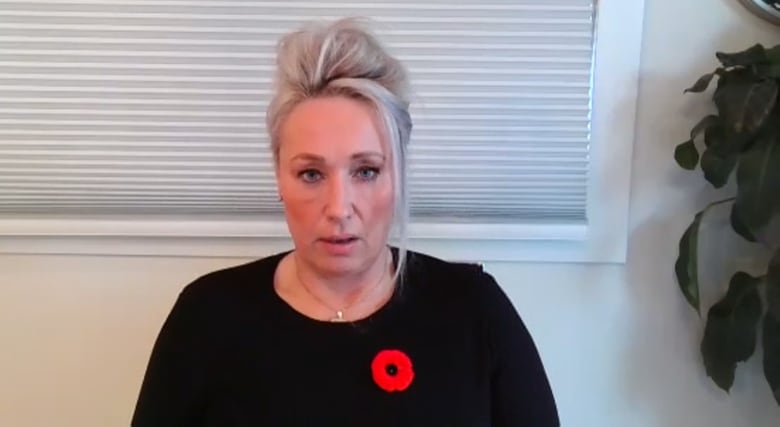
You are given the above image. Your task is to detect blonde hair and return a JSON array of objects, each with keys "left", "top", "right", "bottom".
[{"left": 266, "top": 18, "right": 413, "bottom": 284}]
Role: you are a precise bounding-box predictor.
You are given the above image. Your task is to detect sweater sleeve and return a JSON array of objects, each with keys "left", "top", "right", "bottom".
[
  {"left": 131, "top": 284, "right": 210, "bottom": 426},
  {"left": 478, "top": 271, "right": 560, "bottom": 427}
]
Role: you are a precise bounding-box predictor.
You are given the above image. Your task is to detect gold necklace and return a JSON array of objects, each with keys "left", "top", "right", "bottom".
[{"left": 293, "top": 249, "right": 391, "bottom": 322}]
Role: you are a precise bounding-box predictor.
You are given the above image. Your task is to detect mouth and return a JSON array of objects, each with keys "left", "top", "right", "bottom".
[{"left": 320, "top": 236, "right": 359, "bottom": 244}]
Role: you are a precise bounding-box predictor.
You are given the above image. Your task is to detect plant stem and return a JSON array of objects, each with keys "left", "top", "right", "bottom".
[{"left": 705, "top": 197, "right": 736, "bottom": 209}]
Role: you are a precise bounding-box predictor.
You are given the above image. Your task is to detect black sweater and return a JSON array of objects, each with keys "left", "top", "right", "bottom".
[{"left": 131, "top": 249, "right": 559, "bottom": 426}]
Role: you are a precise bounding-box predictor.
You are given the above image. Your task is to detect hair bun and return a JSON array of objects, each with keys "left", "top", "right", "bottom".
[{"left": 275, "top": 18, "right": 409, "bottom": 101}]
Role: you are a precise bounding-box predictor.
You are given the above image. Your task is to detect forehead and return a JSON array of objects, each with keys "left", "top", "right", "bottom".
[{"left": 278, "top": 96, "right": 386, "bottom": 161}]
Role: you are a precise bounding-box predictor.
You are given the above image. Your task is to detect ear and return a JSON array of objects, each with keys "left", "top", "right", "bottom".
[
  {"left": 276, "top": 181, "right": 283, "bottom": 202},
  {"left": 274, "top": 162, "right": 283, "bottom": 202}
]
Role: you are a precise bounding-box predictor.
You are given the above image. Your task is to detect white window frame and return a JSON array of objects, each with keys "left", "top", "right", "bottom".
[{"left": 0, "top": 0, "right": 644, "bottom": 263}]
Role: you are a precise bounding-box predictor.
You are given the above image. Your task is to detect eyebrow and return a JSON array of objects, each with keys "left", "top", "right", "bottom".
[{"left": 290, "top": 152, "right": 386, "bottom": 162}]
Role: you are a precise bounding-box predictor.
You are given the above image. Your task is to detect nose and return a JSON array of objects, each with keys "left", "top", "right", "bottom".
[{"left": 324, "top": 173, "right": 354, "bottom": 222}]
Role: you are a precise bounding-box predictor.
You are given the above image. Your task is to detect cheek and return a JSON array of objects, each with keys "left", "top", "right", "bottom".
[
  {"left": 278, "top": 175, "right": 317, "bottom": 235},
  {"left": 281, "top": 197, "right": 321, "bottom": 249},
  {"left": 361, "top": 178, "right": 395, "bottom": 225},
  {"left": 277, "top": 166, "right": 318, "bottom": 205}
]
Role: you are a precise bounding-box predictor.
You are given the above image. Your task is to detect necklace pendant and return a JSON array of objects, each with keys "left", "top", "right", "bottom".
[{"left": 330, "top": 310, "right": 347, "bottom": 322}]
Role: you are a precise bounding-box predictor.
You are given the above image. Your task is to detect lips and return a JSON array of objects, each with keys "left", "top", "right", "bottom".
[
  {"left": 321, "top": 236, "right": 358, "bottom": 244},
  {"left": 319, "top": 235, "right": 359, "bottom": 255}
]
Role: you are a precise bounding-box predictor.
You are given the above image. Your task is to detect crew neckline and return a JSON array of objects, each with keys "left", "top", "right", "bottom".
[{"left": 262, "top": 247, "right": 404, "bottom": 330}]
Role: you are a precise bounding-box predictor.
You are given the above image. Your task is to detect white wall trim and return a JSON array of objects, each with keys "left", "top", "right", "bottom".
[
  {"left": 0, "top": 215, "right": 621, "bottom": 263},
  {"left": 578, "top": 0, "right": 644, "bottom": 264},
  {"left": 0, "top": 216, "right": 588, "bottom": 240}
]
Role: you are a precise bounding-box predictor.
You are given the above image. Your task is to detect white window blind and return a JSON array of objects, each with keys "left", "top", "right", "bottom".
[{"left": 0, "top": 0, "right": 595, "bottom": 223}]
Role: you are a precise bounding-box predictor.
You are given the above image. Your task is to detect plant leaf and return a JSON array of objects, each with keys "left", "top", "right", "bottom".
[
  {"left": 714, "top": 78, "right": 778, "bottom": 134},
  {"left": 686, "top": 70, "right": 723, "bottom": 93},
  {"left": 763, "top": 247, "right": 780, "bottom": 404},
  {"left": 691, "top": 115, "right": 720, "bottom": 140},
  {"left": 701, "top": 146, "right": 738, "bottom": 188},
  {"left": 734, "top": 132, "right": 780, "bottom": 235},
  {"left": 703, "top": 120, "right": 723, "bottom": 148},
  {"left": 730, "top": 202, "right": 757, "bottom": 242},
  {"left": 701, "top": 272, "right": 763, "bottom": 392},
  {"left": 766, "top": 44, "right": 780, "bottom": 64},
  {"left": 699, "top": 120, "right": 755, "bottom": 188},
  {"left": 675, "top": 140, "right": 700, "bottom": 170},
  {"left": 716, "top": 44, "right": 767, "bottom": 67},
  {"left": 753, "top": 64, "right": 780, "bottom": 78},
  {"left": 675, "top": 211, "right": 704, "bottom": 313},
  {"left": 768, "top": 249, "right": 780, "bottom": 320},
  {"left": 763, "top": 313, "right": 780, "bottom": 405}
]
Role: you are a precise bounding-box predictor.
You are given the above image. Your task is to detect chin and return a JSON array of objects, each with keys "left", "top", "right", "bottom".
[
  {"left": 310, "top": 241, "right": 383, "bottom": 275},
  {"left": 313, "top": 255, "right": 365, "bottom": 276}
]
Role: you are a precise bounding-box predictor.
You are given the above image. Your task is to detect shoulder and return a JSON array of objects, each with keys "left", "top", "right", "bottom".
[
  {"left": 404, "top": 249, "right": 484, "bottom": 279},
  {"left": 403, "top": 249, "right": 510, "bottom": 309},
  {"left": 175, "top": 250, "right": 289, "bottom": 310}
]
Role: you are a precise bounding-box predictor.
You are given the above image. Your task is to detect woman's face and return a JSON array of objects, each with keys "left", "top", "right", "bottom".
[{"left": 276, "top": 96, "right": 395, "bottom": 277}]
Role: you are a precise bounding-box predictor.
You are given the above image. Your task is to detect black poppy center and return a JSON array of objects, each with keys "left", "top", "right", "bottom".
[{"left": 385, "top": 363, "right": 398, "bottom": 376}]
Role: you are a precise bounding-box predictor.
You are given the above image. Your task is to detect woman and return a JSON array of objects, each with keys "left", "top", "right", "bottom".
[{"left": 131, "top": 18, "right": 559, "bottom": 427}]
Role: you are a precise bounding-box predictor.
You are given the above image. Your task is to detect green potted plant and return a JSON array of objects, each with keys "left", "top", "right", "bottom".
[{"left": 674, "top": 42, "right": 780, "bottom": 403}]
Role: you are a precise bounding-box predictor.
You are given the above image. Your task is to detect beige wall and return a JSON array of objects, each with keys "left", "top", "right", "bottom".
[
  {"left": 2, "top": 0, "right": 780, "bottom": 426},
  {"left": 0, "top": 256, "right": 234, "bottom": 426}
]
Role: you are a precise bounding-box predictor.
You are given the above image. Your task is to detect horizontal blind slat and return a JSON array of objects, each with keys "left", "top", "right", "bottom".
[{"left": 0, "top": 0, "right": 594, "bottom": 221}]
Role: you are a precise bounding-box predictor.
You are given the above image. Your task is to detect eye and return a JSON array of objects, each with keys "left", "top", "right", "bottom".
[
  {"left": 298, "top": 169, "right": 322, "bottom": 183},
  {"left": 355, "top": 166, "right": 380, "bottom": 181}
]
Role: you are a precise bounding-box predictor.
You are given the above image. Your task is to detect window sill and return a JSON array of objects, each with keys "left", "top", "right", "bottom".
[{"left": 0, "top": 216, "right": 624, "bottom": 263}]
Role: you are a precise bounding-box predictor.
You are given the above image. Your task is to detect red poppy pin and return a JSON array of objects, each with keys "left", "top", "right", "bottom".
[{"left": 371, "top": 349, "right": 414, "bottom": 392}]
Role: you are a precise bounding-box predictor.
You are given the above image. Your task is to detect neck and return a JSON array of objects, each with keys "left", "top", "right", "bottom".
[{"left": 294, "top": 247, "right": 392, "bottom": 303}]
